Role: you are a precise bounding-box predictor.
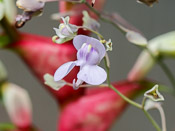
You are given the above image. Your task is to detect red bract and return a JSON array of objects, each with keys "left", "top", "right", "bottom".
[
  {"left": 58, "top": 81, "right": 146, "bottom": 131},
  {"left": 9, "top": 126, "right": 39, "bottom": 131},
  {"left": 10, "top": 33, "right": 84, "bottom": 104}
]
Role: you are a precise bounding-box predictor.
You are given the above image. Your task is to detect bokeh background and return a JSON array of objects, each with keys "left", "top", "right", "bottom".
[{"left": 1, "top": 0, "right": 175, "bottom": 130}]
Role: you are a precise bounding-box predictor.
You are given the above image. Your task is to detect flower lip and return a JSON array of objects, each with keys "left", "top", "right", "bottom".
[
  {"left": 73, "top": 35, "right": 106, "bottom": 61},
  {"left": 77, "top": 43, "right": 100, "bottom": 65}
]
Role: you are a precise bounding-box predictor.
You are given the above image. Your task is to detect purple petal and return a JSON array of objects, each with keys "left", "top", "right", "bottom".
[
  {"left": 77, "top": 65, "right": 107, "bottom": 85},
  {"left": 54, "top": 61, "right": 76, "bottom": 81},
  {"left": 73, "top": 35, "right": 106, "bottom": 61}
]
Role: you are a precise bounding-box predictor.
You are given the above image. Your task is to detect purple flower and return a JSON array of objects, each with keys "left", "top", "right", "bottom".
[
  {"left": 54, "top": 35, "right": 107, "bottom": 89},
  {"left": 53, "top": 16, "right": 78, "bottom": 44}
]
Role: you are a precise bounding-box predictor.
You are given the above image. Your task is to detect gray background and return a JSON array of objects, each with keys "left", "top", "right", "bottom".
[{"left": 1, "top": 0, "right": 175, "bottom": 131}]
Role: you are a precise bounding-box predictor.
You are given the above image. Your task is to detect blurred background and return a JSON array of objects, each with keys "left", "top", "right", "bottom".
[{"left": 1, "top": 0, "right": 175, "bottom": 130}]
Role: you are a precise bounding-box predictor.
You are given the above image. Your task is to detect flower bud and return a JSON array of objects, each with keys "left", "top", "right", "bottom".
[
  {"left": 16, "top": 0, "right": 45, "bottom": 12},
  {"left": 150, "top": 31, "right": 175, "bottom": 57},
  {"left": 0, "top": 0, "right": 17, "bottom": 24},
  {"left": 2, "top": 83, "right": 32, "bottom": 128},
  {"left": 128, "top": 31, "right": 175, "bottom": 81},
  {"left": 144, "top": 84, "right": 164, "bottom": 102},
  {"left": 82, "top": 11, "right": 100, "bottom": 31}
]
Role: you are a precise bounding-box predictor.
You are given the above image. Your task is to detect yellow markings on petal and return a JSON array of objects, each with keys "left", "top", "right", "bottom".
[
  {"left": 60, "top": 24, "right": 65, "bottom": 30},
  {"left": 100, "top": 40, "right": 106, "bottom": 44},
  {"left": 88, "top": 44, "right": 92, "bottom": 52}
]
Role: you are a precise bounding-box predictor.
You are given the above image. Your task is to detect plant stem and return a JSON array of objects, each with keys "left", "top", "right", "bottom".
[
  {"left": 104, "top": 52, "right": 162, "bottom": 131},
  {"left": 81, "top": 1, "right": 163, "bottom": 130},
  {"left": 66, "top": 82, "right": 108, "bottom": 88},
  {"left": 158, "top": 59, "right": 175, "bottom": 89},
  {"left": 144, "top": 47, "right": 175, "bottom": 90},
  {"left": 104, "top": 56, "right": 142, "bottom": 109},
  {"left": 82, "top": 1, "right": 125, "bottom": 34},
  {"left": 78, "top": 26, "right": 104, "bottom": 39},
  {"left": 141, "top": 97, "right": 147, "bottom": 108},
  {"left": 157, "top": 105, "right": 166, "bottom": 131},
  {"left": 0, "top": 17, "right": 19, "bottom": 43},
  {"left": 104, "top": 55, "right": 162, "bottom": 131},
  {"left": 143, "top": 109, "right": 162, "bottom": 131}
]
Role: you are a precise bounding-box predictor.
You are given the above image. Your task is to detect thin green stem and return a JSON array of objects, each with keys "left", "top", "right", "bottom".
[
  {"left": 141, "top": 97, "right": 147, "bottom": 108},
  {"left": 78, "top": 26, "right": 104, "bottom": 39},
  {"left": 104, "top": 50, "right": 162, "bottom": 131},
  {"left": 82, "top": 1, "right": 125, "bottom": 34},
  {"left": 66, "top": 82, "right": 108, "bottom": 88},
  {"left": 144, "top": 47, "right": 175, "bottom": 90},
  {"left": 109, "top": 84, "right": 142, "bottom": 109},
  {"left": 158, "top": 59, "right": 175, "bottom": 88},
  {"left": 104, "top": 56, "right": 142, "bottom": 109},
  {"left": 104, "top": 54, "right": 162, "bottom": 131},
  {"left": 143, "top": 109, "right": 162, "bottom": 131},
  {"left": 0, "top": 17, "right": 19, "bottom": 43}
]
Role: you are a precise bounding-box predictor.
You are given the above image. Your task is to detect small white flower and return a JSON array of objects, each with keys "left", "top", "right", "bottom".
[
  {"left": 44, "top": 73, "right": 66, "bottom": 90},
  {"left": 82, "top": 11, "right": 100, "bottom": 31},
  {"left": 53, "top": 16, "right": 78, "bottom": 44},
  {"left": 144, "top": 84, "right": 164, "bottom": 102},
  {"left": 106, "top": 39, "right": 113, "bottom": 51}
]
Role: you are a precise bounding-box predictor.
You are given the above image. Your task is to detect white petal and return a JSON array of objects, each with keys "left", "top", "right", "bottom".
[
  {"left": 126, "top": 31, "right": 148, "bottom": 46},
  {"left": 54, "top": 61, "right": 76, "bottom": 81},
  {"left": 77, "top": 65, "right": 107, "bottom": 85},
  {"left": 44, "top": 73, "right": 66, "bottom": 90}
]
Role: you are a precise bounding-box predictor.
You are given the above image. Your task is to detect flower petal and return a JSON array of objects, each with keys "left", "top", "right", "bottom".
[
  {"left": 54, "top": 61, "right": 76, "bottom": 81},
  {"left": 73, "top": 35, "right": 106, "bottom": 61},
  {"left": 77, "top": 65, "right": 107, "bottom": 85},
  {"left": 44, "top": 73, "right": 66, "bottom": 90},
  {"left": 16, "top": 0, "right": 45, "bottom": 11},
  {"left": 126, "top": 31, "right": 147, "bottom": 46}
]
